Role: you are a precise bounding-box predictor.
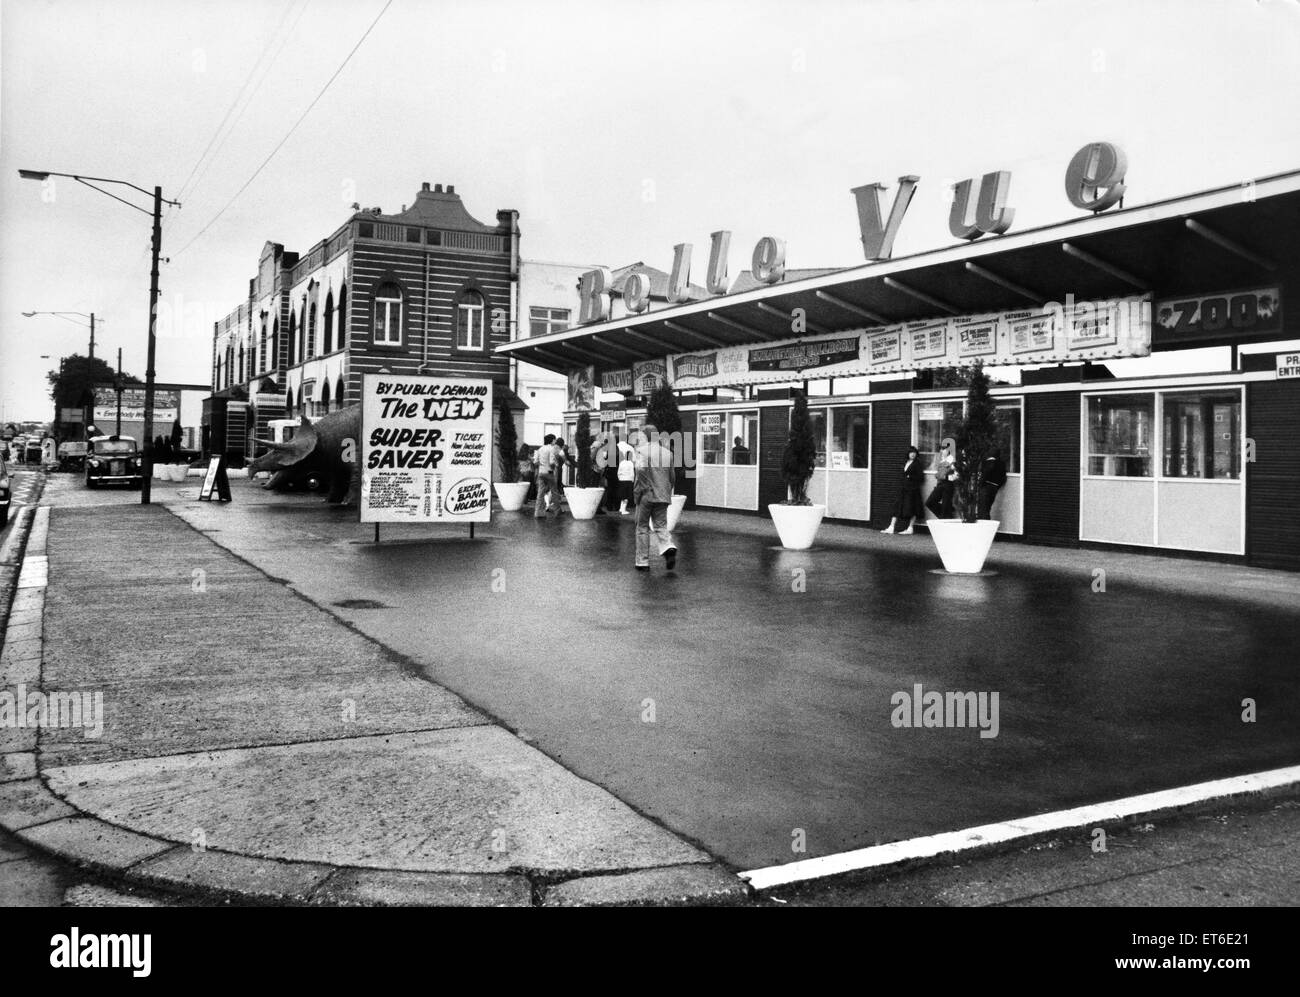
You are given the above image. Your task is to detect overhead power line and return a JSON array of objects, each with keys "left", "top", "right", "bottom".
[
  {"left": 174, "top": 0, "right": 309, "bottom": 207},
  {"left": 172, "top": 0, "right": 394, "bottom": 261}
]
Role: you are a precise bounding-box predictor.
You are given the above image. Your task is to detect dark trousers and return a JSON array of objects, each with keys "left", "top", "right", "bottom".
[
  {"left": 926, "top": 480, "right": 954, "bottom": 519},
  {"left": 978, "top": 483, "right": 1000, "bottom": 520},
  {"left": 602, "top": 467, "right": 620, "bottom": 510}
]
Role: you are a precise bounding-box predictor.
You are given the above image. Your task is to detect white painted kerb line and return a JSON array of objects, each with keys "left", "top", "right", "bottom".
[{"left": 740, "top": 764, "right": 1300, "bottom": 892}]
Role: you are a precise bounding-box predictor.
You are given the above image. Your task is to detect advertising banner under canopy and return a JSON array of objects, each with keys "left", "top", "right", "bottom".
[
  {"left": 659, "top": 293, "right": 1152, "bottom": 388},
  {"left": 360, "top": 374, "right": 493, "bottom": 524},
  {"left": 94, "top": 387, "right": 179, "bottom": 424}
]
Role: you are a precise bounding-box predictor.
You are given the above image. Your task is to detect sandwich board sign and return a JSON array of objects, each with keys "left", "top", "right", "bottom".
[
  {"left": 360, "top": 374, "right": 493, "bottom": 524},
  {"left": 198, "top": 455, "right": 231, "bottom": 502}
]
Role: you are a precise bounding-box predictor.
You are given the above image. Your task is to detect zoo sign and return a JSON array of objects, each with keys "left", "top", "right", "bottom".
[{"left": 360, "top": 374, "right": 493, "bottom": 524}]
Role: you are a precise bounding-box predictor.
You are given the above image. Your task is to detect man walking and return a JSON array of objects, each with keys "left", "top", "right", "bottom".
[
  {"left": 632, "top": 424, "right": 678, "bottom": 571},
  {"left": 533, "top": 433, "right": 560, "bottom": 518}
]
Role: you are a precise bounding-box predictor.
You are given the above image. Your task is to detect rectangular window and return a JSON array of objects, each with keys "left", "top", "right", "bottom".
[
  {"left": 357, "top": 222, "right": 374, "bottom": 239},
  {"left": 994, "top": 402, "right": 1022, "bottom": 474},
  {"left": 806, "top": 408, "right": 828, "bottom": 468},
  {"left": 529, "top": 307, "right": 570, "bottom": 338},
  {"left": 374, "top": 298, "right": 402, "bottom": 345},
  {"left": 698, "top": 412, "right": 723, "bottom": 465},
  {"left": 1162, "top": 390, "right": 1240, "bottom": 479},
  {"left": 457, "top": 301, "right": 484, "bottom": 350},
  {"left": 726, "top": 411, "right": 758, "bottom": 465},
  {"left": 406, "top": 227, "right": 421, "bottom": 243},
  {"left": 915, "top": 401, "right": 963, "bottom": 470},
  {"left": 1088, "top": 393, "right": 1154, "bottom": 476},
  {"left": 830, "top": 406, "right": 870, "bottom": 469},
  {"left": 426, "top": 230, "right": 442, "bottom": 246}
]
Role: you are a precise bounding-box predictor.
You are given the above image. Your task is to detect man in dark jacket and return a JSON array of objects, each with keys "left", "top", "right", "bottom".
[{"left": 978, "top": 448, "right": 1008, "bottom": 520}]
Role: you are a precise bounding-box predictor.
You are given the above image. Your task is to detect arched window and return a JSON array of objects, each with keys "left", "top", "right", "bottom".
[
  {"left": 285, "top": 387, "right": 293, "bottom": 415},
  {"left": 373, "top": 280, "right": 403, "bottom": 345},
  {"left": 226, "top": 344, "right": 234, "bottom": 388},
  {"left": 238, "top": 344, "right": 245, "bottom": 384},
  {"left": 287, "top": 312, "right": 297, "bottom": 367},
  {"left": 320, "top": 379, "right": 331, "bottom": 416},
  {"left": 298, "top": 301, "right": 307, "bottom": 361},
  {"left": 322, "top": 291, "right": 334, "bottom": 354},
  {"left": 455, "top": 289, "right": 486, "bottom": 351},
  {"left": 335, "top": 375, "right": 345, "bottom": 411},
  {"left": 307, "top": 302, "right": 317, "bottom": 359},
  {"left": 297, "top": 386, "right": 304, "bottom": 413},
  {"left": 259, "top": 318, "right": 267, "bottom": 375},
  {"left": 271, "top": 317, "right": 279, "bottom": 370},
  {"left": 337, "top": 284, "right": 348, "bottom": 350}
]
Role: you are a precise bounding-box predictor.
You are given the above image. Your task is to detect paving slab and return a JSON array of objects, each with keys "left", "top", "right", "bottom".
[
  {"left": 18, "top": 817, "right": 175, "bottom": 869},
  {"left": 0, "top": 777, "right": 78, "bottom": 830},
  {"left": 542, "top": 863, "right": 749, "bottom": 907},
  {"left": 131, "top": 846, "right": 334, "bottom": 903},
  {"left": 44, "top": 727, "right": 709, "bottom": 874},
  {"left": 1, "top": 752, "right": 37, "bottom": 783},
  {"left": 314, "top": 867, "right": 532, "bottom": 907}
]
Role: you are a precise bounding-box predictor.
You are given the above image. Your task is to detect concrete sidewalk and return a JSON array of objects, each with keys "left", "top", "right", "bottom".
[{"left": 0, "top": 502, "right": 745, "bottom": 906}]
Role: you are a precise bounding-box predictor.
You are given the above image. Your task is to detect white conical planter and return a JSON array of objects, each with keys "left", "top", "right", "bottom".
[
  {"left": 566, "top": 486, "right": 606, "bottom": 520},
  {"left": 928, "top": 519, "right": 1000, "bottom": 574},
  {"left": 493, "top": 481, "right": 531, "bottom": 511},
  {"left": 768, "top": 503, "right": 826, "bottom": 550},
  {"left": 169, "top": 464, "right": 188, "bottom": 481},
  {"left": 666, "top": 493, "right": 687, "bottom": 531}
]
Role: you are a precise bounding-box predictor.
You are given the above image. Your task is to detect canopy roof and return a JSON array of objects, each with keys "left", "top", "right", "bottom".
[{"left": 499, "top": 170, "right": 1300, "bottom": 374}]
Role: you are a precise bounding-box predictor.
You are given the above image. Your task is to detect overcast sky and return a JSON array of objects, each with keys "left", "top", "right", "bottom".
[{"left": 3, "top": 0, "right": 1299, "bottom": 423}]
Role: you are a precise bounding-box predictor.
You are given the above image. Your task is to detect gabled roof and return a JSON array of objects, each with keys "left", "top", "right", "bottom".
[{"left": 356, "top": 184, "right": 500, "bottom": 234}]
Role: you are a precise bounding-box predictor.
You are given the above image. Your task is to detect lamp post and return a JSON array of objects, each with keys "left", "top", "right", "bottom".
[
  {"left": 27, "top": 311, "right": 106, "bottom": 440},
  {"left": 19, "top": 170, "right": 180, "bottom": 504},
  {"left": 22, "top": 310, "right": 97, "bottom": 362}
]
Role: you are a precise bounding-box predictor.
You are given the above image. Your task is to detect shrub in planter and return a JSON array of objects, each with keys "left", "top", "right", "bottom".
[
  {"left": 567, "top": 410, "right": 605, "bottom": 519},
  {"left": 769, "top": 390, "right": 825, "bottom": 549},
  {"left": 493, "top": 402, "right": 530, "bottom": 511},
  {"left": 929, "top": 360, "right": 1001, "bottom": 573}
]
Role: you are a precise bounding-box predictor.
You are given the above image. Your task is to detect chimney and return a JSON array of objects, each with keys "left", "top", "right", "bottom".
[
  {"left": 447, "top": 185, "right": 455, "bottom": 195},
  {"left": 421, "top": 182, "right": 430, "bottom": 192},
  {"left": 434, "top": 184, "right": 443, "bottom": 193}
]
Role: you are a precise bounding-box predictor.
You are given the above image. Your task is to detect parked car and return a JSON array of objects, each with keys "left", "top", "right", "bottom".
[
  {"left": 0, "top": 456, "right": 11, "bottom": 528},
  {"left": 57, "top": 441, "right": 89, "bottom": 471},
  {"left": 24, "top": 439, "right": 44, "bottom": 464},
  {"left": 85, "top": 435, "right": 143, "bottom": 489}
]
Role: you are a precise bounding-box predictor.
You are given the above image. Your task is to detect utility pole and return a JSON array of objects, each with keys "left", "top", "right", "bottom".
[
  {"left": 116, "top": 348, "right": 123, "bottom": 436},
  {"left": 141, "top": 186, "right": 161, "bottom": 505},
  {"left": 89, "top": 313, "right": 95, "bottom": 363}
]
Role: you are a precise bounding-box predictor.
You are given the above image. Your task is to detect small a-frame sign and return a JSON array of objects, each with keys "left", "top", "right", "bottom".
[{"left": 198, "top": 455, "right": 232, "bottom": 502}]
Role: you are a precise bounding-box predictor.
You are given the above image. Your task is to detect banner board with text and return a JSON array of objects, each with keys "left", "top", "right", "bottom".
[{"left": 360, "top": 374, "right": 493, "bottom": 524}]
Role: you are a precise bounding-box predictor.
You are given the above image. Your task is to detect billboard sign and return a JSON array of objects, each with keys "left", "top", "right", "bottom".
[{"left": 360, "top": 375, "right": 493, "bottom": 524}]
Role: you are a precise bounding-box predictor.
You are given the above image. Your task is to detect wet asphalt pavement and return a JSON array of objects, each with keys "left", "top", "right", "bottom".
[{"left": 158, "top": 477, "right": 1300, "bottom": 872}]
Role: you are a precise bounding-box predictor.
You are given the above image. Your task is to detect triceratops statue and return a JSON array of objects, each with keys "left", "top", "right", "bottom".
[{"left": 249, "top": 405, "right": 362, "bottom": 506}]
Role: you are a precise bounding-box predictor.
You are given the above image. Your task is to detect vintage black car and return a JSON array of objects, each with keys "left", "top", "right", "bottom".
[{"left": 85, "top": 435, "right": 143, "bottom": 488}]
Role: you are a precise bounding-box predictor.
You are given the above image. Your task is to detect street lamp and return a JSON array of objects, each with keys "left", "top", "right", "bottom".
[
  {"left": 22, "top": 310, "right": 100, "bottom": 361},
  {"left": 19, "top": 169, "right": 180, "bottom": 504},
  {"left": 26, "top": 312, "right": 120, "bottom": 436}
]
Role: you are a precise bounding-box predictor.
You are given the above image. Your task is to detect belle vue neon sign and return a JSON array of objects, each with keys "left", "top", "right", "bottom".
[{"left": 576, "top": 141, "right": 1128, "bottom": 325}]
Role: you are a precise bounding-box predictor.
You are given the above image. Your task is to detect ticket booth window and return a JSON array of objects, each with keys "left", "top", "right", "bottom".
[
  {"left": 727, "top": 412, "right": 758, "bottom": 465},
  {"left": 1162, "top": 391, "right": 1241, "bottom": 479},
  {"left": 1088, "top": 394, "right": 1154, "bottom": 477},
  {"left": 915, "top": 401, "right": 963, "bottom": 469},
  {"left": 830, "top": 406, "right": 870, "bottom": 469}
]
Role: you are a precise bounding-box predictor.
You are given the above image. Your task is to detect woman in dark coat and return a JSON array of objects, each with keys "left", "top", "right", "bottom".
[{"left": 881, "top": 446, "right": 925, "bottom": 535}]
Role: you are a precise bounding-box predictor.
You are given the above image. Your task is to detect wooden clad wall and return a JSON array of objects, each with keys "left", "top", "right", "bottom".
[
  {"left": 870, "top": 399, "right": 912, "bottom": 524},
  {"left": 1246, "top": 379, "right": 1300, "bottom": 570},
  {"left": 759, "top": 406, "right": 788, "bottom": 511},
  {"left": 347, "top": 241, "right": 512, "bottom": 402},
  {"left": 1023, "top": 390, "right": 1082, "bottom": 546},
  {"left": 677, "top": 409, "right": 697, "bottom": 508}
]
